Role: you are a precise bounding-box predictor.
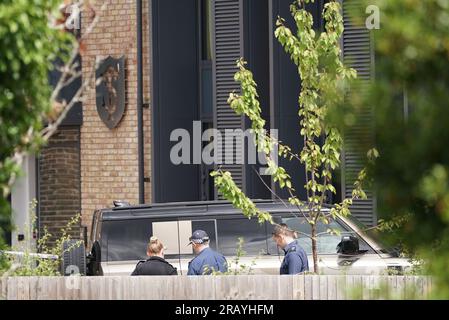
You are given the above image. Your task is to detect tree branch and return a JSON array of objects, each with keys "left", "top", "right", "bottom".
[{"left": 5, "top": 0, "right": 109, "bottom": 191}]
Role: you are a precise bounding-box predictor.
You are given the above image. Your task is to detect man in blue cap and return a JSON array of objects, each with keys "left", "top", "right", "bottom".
[{"left": 187, "top": 230, "right": 228, "bottom": 275}]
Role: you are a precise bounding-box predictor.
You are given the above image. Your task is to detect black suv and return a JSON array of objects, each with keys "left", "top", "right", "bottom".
[{"left": 64, "top": 200, "right": 410, "bottom": 276}]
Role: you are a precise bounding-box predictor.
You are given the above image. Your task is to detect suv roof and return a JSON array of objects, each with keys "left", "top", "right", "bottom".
[
  {"left": 109, "top": 199, "right": 274, "bottom": 211},
  {"left": 100, "top": 199, "right": 332, "bottom": 220}
]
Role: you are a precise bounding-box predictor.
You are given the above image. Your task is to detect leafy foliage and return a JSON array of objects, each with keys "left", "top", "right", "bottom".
[
  {"left": 212, "top": 0, "right": 367, "bottom": 273},
  {"left": 0, "top": 0, "right": 73, "bottom": 256},
  {"left": 347, "top": 278, "right": 430, "bottom": 300},
  {"left": 0, "top": 200, "right": 82, "bottom": 277},
  {"left": 330, "top": 0, "right": 449, "bottom": 298}
]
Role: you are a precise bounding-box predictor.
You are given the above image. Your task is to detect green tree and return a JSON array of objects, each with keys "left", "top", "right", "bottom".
[
  {"left": 0, "top": 1, "right": 105, "bottom": 259},
  {"left": 212, "top": 0, "right": 368, "bottom": 273},
  {"left": 331, "top": 0, "right": 449, "bottom": 298},
  {"left": 0, "top": 0, "right": 75, "bottom": 252}
]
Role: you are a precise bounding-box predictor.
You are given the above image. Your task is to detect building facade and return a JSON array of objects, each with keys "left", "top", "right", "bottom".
[{"left": 8, "top": 0, "right": 375, "bottom": 248}]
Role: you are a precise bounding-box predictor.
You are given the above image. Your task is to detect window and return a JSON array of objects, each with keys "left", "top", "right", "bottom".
[
  {"left": 200, "top": 0, "right": 212, "bottom": 61},
  {"left": 103, "top": 219, "right": 152, "bottom": 261},
  {"left": 103, "top": 218, "right": 218, "bottom": 261},
  {"left": 154, "top": 219, "right": 218, "bottom": 259},
  {"left": 281, "top": 216, "right": 313, "bottom": 255},
  {"left": 269, "top": 214, "right": 375, "bottom": 255},
  {"left": 217, "top": 217, "right": 268, "bottom": 256},
  {"left": 152, "top": 221, "right": 192, "bottom": 256},
  {"left": 199, "top": 0, "right": 214, "bottom": 200},
  {"left": 1, "top": 194, "right": 12, "bottom": 246},
  {"left": 200, "top": 123, "right": 215, "bottom": 200},
  {"left": 201, "top": 65, "right": 213, "bottom": 119},
  {"left": 316, "top": 221, "right": 347, "bottom": 255}
]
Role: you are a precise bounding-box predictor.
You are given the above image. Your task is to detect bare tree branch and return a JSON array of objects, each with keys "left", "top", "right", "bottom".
[
  {"left": 5, "top": 0, "right": 110, "bottom": 191},
  {"left": 42, "top": 60, "right": 98, "bottom": 141},
  {"left": 250, "top": 166, "right": 297, "bottom": 214}
]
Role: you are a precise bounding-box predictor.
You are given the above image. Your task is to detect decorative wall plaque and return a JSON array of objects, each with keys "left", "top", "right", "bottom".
[{"left": 95, "top": 56, "right": 126, "bottom": 129}]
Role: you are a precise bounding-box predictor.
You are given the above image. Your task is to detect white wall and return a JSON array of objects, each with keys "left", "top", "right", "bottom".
[{"left": 10, "top": 155, "right": 37, "bottom": 249}]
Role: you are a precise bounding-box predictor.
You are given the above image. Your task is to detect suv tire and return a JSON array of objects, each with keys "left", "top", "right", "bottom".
[{"left": 61, "top": 239, "right": 86, "bottom": 276}]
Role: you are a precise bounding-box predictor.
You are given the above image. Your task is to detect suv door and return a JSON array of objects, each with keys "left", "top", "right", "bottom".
[{"left": 215, "top": 216, "right": 277, "bottom": 275}]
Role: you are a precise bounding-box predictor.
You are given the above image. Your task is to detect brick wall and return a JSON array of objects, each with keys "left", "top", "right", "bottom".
[
  {"left": 80, "top": 0, "right": 152, "bottom": 234},
  {"left": 38, "top": 127, "right": 81, "bottom": 244}
]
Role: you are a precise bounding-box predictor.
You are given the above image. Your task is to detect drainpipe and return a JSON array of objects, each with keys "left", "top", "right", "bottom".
[{"left": 137, "top": 0, "right": 145, "bottom": 204}]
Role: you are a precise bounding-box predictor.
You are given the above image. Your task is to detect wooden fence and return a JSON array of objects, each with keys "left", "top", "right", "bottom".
[{"left": 0, "top": 275, "right": 433, "bottom": 300}]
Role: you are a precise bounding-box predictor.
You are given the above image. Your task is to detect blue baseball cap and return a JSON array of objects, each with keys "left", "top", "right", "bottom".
[{"left": 188, "top": 230, "right": 209, "bottom": 245}]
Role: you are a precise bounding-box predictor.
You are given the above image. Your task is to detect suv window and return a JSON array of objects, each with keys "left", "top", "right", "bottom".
[
  {"left": 281, "top": 216, "right": 314, "bottom": 254},
  {"left": 269, "top": 215, "right": 375, "bottom": 255},
  {"left": 103, "top": 219, "right": 151, "bottom": 261},
  {"left": 101, "top": 210, "right": 376, "bottom": 262},
  {"left": 216, "top": 217, "right": 268, "bottom": 256},
  {"left": 176, "top": 219, "right": 218, "bottom": 259},
  {"left": 103, "top": 217, "right": 219, "bottom": 261}
]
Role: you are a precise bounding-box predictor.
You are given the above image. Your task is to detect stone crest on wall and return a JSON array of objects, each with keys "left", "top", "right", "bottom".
[{"left": 95, "top": 56, "right": 126, "bottom": 129}]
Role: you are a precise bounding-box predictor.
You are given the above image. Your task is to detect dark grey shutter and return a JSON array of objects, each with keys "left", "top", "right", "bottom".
[
  {"left": 212, "top": 0, "right": 245, "bottom": 194},
  {"left": 341, "top": 0, "right": 376, "bottom": 226}
]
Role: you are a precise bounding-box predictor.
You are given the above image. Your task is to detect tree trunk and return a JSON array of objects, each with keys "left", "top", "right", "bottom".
[{"left": 311, "top": 224, "right": 318, "bottom": 273}]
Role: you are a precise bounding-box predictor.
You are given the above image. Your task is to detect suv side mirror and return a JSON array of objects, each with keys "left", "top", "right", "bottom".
[{"left": 337, "top": 235, "right": 359, "bottom": 255}]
